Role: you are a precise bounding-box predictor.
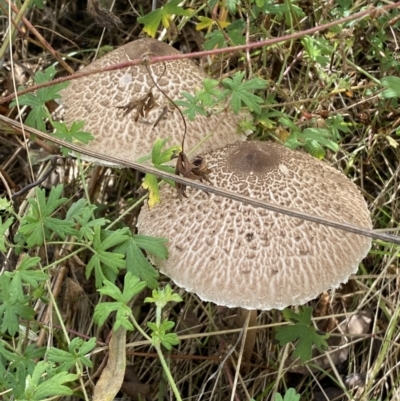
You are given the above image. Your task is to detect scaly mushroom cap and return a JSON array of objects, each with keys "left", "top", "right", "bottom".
[
  {"left": 137, "top": 141, "right": 372, "bottom": 310},
  {"left": 61, "top": 38, "right": 247, "bottom": 164}
]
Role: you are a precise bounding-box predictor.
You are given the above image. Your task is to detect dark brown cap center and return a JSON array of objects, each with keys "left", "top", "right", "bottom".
[{"left": 226, "top": 141, "right": 283, "bottom": 176}]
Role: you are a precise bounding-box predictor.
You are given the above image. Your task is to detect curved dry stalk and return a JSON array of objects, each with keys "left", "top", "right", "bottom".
[
  {"left": 1, "top": 3, "right": 399, "bottom": 105},
  {"left": 1, "top": 114, "right": 399, "bottom": 245}
]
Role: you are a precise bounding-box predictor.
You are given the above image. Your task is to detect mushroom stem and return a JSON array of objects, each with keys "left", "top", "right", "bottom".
[
  {"left": 88, "top": 165, "right": 106, "bottom": 202},
  {"left": 236, "top": 308, "right": 257, "bottom": 369},
  {"left": 230, "top": 308, "right": 257, "bottom": 400}
]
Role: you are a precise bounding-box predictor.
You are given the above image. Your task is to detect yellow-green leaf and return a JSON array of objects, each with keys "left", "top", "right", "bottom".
[
  {"left": 142, "top": 174, "right": 160, "bottom": 208},
  {"left": 305, "top": 138, "right": 325, "bottom": 160},
  {"left": 196, "top": 16, "right": 230, "bottom": 31},
  {"left": 161, "top": 13, "right": 171, "bottom": 29},
  {"left": 196, "top": 16, "right": 213, "bottom": 30},
  {"left": 137, "top": 9, "right": 162, "bottom": 38}
]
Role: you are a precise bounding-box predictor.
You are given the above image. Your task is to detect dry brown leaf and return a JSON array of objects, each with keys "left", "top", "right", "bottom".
[
  {"left": 175, "top": 153, "right": 211, "bottom": 199},
  {"left": 86, "top": 0, "right": 121, "bottom": 29},
  {"left": 345, "top": 310, "right": 373, "bottom": 336},
  {"left": 93, "top": 327, "right": 126, "bottom": 401}
]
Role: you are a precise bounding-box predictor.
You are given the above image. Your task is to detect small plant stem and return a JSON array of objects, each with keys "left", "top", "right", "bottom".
[
  {"left": 46, "top": 281, "right": 90, "bottom": 401},
  {"left": 155, "top": 305, "right": 162, "bottom": 326},
  {"left": 106, "top": 194, "right": 148, "bottom": 230},
  {"left": 344, "top": 59, "right": 381, "bottom": 85},
  {"left": 129, "top": 314, "right": 152, "bottom": 342},
  {"left": 129, "top": 310, "right": 182, "bottom": 401},
  {"left": 0, "top": 0, "right": 32, "bottom": 60},
  {"left": 154, "top": 342, "right": 182, "bottom": 401}
]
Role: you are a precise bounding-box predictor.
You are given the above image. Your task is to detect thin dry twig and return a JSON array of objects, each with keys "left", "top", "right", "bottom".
[
  {"left": 1, "top": 114, "right": 399, "bottom": 245},
  {"left": 1, "top": 3, "right": 399, "bottom": 105}
]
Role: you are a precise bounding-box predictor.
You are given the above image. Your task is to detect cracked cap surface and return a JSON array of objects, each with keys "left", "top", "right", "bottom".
[
  {"left": 137, "top": 141, "right": 372, "bottom": 310},
  {"left": 61, "top": 38, "right": 247, "bottom": 165}
]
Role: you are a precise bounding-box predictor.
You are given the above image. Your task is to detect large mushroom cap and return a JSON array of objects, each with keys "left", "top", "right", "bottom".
[
  {"left": 61, "top": 38, "right": 247, "bottom": 164},
  {"left": 137, "top": 141, "right": 372, "bottom": 310}
]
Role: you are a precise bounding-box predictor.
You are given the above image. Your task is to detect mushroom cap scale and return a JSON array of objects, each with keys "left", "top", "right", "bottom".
[
  {"left": 137, "top": 141, "right": 372, "bottom": 310},
  {"left": 61, "top": 38, "right": 247, "bottom": 165}
]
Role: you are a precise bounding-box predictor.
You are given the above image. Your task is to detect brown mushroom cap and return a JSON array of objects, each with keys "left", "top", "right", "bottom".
[
  {"left": 61, "top": 38, "right": 247, "bottom": 164},
  {"left": 137, "top": 141, "right": 372, "bottom": 310}
]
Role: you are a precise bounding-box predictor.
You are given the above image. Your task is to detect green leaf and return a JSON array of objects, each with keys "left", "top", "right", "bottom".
[
  {"left": 93, "top": 302, "right": 120, "bottom": 327},
  {"left": 0, "top": 197, "right": 13, "bottom": 212},
  {"left": 175, "top": 91, "right": 209, "bottom": 121},
  {"left": 52, "top": 120, "right": 94, "bottom": 144},
  {"left": 279, "top": 116, "right": 298, "bottom": 131},
  {"left": 381, "top": 76, "right": 400, "bottom": 98},
  {"left": 86, "top": 226, "right": 128, "bottom": 287},
  {"left": 145, "top": 284, "right": 182, "bottom": 308},
  {"left": 98, "top": 279, "right": 125, "bottom": 303},
  {"left": 196, "top": 79, "right": 221, "bottom": 106},
  {"left": 47, "top": 337, "right": 96, "bottom": 371},
  {"left": 147, "top": 319, "right": 179, "bottom": 350},
  {"left": 196, "top": 16, "right": 216, "bottom": 31},
  {"left": 137, "top": 139, "right": 179, "bottom": 206},
  {"left": 66, "top": 198, "right": 92, "bottom": 221},
  {"left": 137, "top": 9, "right": 163, "bottom": 38},
  {"left": 204, "top": 30, "right": 226, "bottom": 50},
  {"left": 275, "top": 388, "right": 301, "bottom": 401},
  {"left": 134, "top": 234, "right": 169, "bottom": 260},
  {"left": 18, "top": 184, "right": 77, "bottom": 247},
  {"left": 326, "top": 114, "right": 350, "bottom": 140},
  {"left": 66, "top": 199, "right": 108, "bottom": 241},
  {"left": 225, "top": 0, "right": 240, "bottom": 13},
  {"left": 151, "top": 138, "right": 181, "bottom": 165},
  {"left": 10, "top": 66, "right": 69, "bottom": 130},
  {"left": 31, "top": 0, "right": 44, "bottom": 8},
  {"left": 225, "top": 19, "right": 246, "bottom": 45},
  {"left": 164, "top": 0, "right": 191, "bottom": 16},
  {"left": 99, "top": 273, "right": 146, "bottom": 304},
  {"left": 304, "top": 138, "right": 325, "bottom": 159},
  {"left": 24, "top": 361, "right": 78, "bottom": 399},
  {"left": 222, "top": 72, "right": 267, "bottom": 114},
  {"left": 115, "top": 235, "right": 166, "bottom": 289},
  {"left": 299, "top": 128, "right": 340, "bottom": 152},
  {"left": 122, "top": 273, "right": 147, "bottom": 303},
  {"left": 7, "top": 344, "right": 46, "bottom": 379},
  {"left": 204, "top": 19, "right": 245, "bottom": 50},
  {"left": 94, "top": 274, "right": 146, "bottom": 331},
  {"left": 5, "top": 255, "right": 48, "bottom": 289},
  {"left": 275, "top": 307, "right": 329, "bottom": 362},
  {"left": 301, "top": 36, "right": 331, "bottom": 67},
  {"left": 280, "top": 120, "right": 340, "bottom": 155},
  {"left": 0, "top": 216, "right": 13, "bottom": 252},
  {"left": 257, "top": 0, "right": 305, "bottom": 21},
  {"left": 95, "top": 301, "right": 136, "bottom": 331},
  {"left": 137, "top": 0, "right": 190, "bottom": 38},
  {"left": 0, "top": 274, "right": 35, "bottom": 335},
  {"left": 160, "top": 332, "right": 180, "bottom": 350}
]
